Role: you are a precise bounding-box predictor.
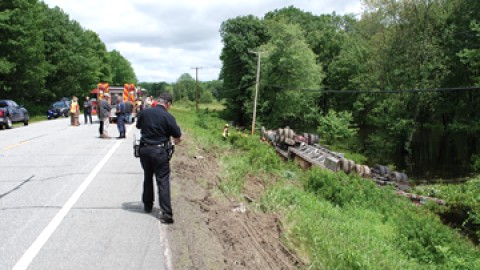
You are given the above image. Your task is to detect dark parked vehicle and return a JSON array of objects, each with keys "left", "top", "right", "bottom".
[
  {"left": 47, "top": 100, "right": 70, "bottom": 119},
  {"left": 0, "top": 100, "right": 29, "bottom": 129}
]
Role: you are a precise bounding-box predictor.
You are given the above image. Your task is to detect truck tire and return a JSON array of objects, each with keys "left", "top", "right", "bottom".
[
  {"left": 363, "top": 165, "right": 371, "bottom": 178},
  {"left": 343, "top": 159, "right": 351, "bottom": 174},
  {"left": 348, "top": 160, "right": 356, "bottom": 174},
  {"left": 375, "top": 165, "right": 389, "bottom": 176},
  {"left": 389, "top": 172, "right": 402, "bottom": 182},
  {"left": 288, "top": 129, "right": 294, "bottom": 139},
  {"left": 355, "top": 164, "right": 364, "bottom": 175},
  {"left": 277, "top": 128, "right": 284, "bottom": 138}
]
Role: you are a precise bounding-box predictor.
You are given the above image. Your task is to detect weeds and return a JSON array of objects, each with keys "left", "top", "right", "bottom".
[{"left": 172, "top": 105, "right": 480, "bottom": 270}]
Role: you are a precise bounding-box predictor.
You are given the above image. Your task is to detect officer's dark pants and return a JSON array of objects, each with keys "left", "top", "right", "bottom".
[
  {"left": 99, "top": 119, "right": 104, "bottom": 135},
  {"left": 117, "top": 114, "right": 126, "bottom": 135},
  {"left": 84, "top": 111, "right": 92, "bottom": 124},
  {"left": 139, "top": 145, "right": 172, "bottom": 217}
]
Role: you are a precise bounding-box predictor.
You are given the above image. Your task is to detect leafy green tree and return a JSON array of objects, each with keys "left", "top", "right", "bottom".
[
  {"left": 257, "top": 21, "right": 323, "bottom": 129},
  {"left": 0, "top": 0, "right": 47, "bottom": 104},
  {"left": 219, "top": 15, "right": 270, "bottom": 125},
  {"left": 202, "top": 80, "right": 223, "bottom": 100},
  {"left": 43, "top": 6, "right": 108, "bottom": 100},
  {"left": 109, "top": 50, "right": 137, "bottom": 85},
  {"left": 173, "top": 73, "right": 195, "bottom": 101},
  {"left": 265, "top": 6, "right": 355, "bottom": 88},
  {"left": 317, "top": 109, "right": 357, "bottom": 145}
]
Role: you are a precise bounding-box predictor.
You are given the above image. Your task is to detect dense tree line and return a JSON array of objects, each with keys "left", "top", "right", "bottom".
[
  {"left": 0, "top": 0, "right": 136, "bottom": 114},
  {"left": 139, "top": 74, "right": 221, "bottom": 105},
  {"left": 219, "top": 0, "right": 480, "bottom": 175}
]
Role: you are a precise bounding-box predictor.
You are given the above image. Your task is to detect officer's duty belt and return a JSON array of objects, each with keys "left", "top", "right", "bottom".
[{"left": 140, "top": 142, "right": 169, "bottom": 148}]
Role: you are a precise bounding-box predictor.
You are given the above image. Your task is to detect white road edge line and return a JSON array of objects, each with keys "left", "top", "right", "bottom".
[
  {"left": 158, "top": 223, "right": 173, "bottom": 270},
  {"left": 12, "top": 124, "right": 135, "bottom": 270}
]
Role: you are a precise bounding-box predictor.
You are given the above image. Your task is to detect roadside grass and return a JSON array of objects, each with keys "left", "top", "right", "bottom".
[
  {"left": 10, "top": 115, "right": 46, "bottom": 127},
  {"left": 172, "top": 105, "right": 480, "bottom": 270},
  {"left": 413, "top": 177, "right": 480, "bottom": 243}
]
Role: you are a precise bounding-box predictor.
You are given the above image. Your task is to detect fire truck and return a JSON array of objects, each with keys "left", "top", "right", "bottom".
[{"left": 91, "top": 83, "right": 141, "bottom": 123}]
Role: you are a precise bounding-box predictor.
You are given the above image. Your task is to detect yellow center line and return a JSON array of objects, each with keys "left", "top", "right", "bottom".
[{"left": 1, "top": 140, "right": 29, "bottom": 152}]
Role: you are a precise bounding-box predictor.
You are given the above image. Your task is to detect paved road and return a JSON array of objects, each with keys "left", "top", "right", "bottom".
[{"left": 0, "top": 119, "right": 169, "bottom": 270}]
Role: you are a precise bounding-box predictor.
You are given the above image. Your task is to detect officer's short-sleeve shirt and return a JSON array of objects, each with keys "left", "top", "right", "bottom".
[{"left": 136, "top": 105, "right": 181, "bottom": 145}]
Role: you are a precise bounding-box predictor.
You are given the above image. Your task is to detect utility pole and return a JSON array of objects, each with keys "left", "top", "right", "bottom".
[
  {"left": 192, "top": 67, "right": 202, "bottom": 112},
  {"left": 249, "top": 50, "right": 264, "bottom": 135},
  {"left": 178, "top": 80, "right": 182, "bottom": 100}
]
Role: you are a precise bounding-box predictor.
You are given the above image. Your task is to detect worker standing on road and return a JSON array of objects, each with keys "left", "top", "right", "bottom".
[
  {"left": 99, "top": 93, "right": 111, "bottom": 138},
  {"left": 136, "top": 92, "right": 182, "bottom": 224},
  {"left": 70, "top": 96, "right": 80, "bottom": 126},
  {"left": 115, "top": 95, "right": 126, "bottom": 139},
  {"left": 83, "top": 96, "right": 93, "bottom": 125},
  {"left": 125, "top": 98, "right": 134, "bottom": 124}
]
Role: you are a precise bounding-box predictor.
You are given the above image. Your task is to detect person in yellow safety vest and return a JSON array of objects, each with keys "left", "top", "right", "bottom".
[
  {"left": 70, "top": 96, "right": 80, "bottom": 126},
  {"left": 222, "top": 123, "right": 229, "bottom": 140}
]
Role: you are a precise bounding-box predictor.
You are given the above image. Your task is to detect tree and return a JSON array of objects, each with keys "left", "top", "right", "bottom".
[
  {"left": 109, "top": 50, "right": 137, "bottom": 85},
  {"left": 219, "top": 15, "right": 270, "bottom": 125},
  {"left": 0, "top": 0, "right": 47, "bottom": 104},
  {"left": 257, "top": 21, "right": 323, "bottom": 129},
  {"left": 173, "top": 73, "right": 195, "bottom": 101}
]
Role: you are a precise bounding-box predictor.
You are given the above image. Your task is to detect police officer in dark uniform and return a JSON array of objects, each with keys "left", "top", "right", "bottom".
[
  {"left": 136, "top": 92, "right": 182, "bottom": 224},
  {"left": 115, "top": 95, "right": 126, "bottom": 139}
]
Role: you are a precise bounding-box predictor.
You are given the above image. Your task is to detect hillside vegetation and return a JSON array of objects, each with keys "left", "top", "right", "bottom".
[{"left": 173, "top": 105, "right": 480, "bottom": 270}]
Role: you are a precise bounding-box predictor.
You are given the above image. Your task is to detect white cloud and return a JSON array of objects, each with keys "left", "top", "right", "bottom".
[{"left": 42, "top": 0, "right": 362, "bottom": 82}]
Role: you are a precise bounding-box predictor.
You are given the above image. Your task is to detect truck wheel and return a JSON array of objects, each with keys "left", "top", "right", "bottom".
[
  {"left": 343, "top": 159, "right": 350, "bottom": 173},
  {"left": 6, "top": 117, "right": 13, "bottom": 129},
  {"left": 389, "top": 172, "right": 402, "bottom": 182},
  {"left": 355, "top": 164, "right": 364, "bottom": 175},
  {"left": 288, "top": 128, "right": 294, "bottom": 139},
  {"left": 348, "top": 160, "right": 356, "bottom": 174},
  {"left": 363, "top": 165, "right": 371, "bottom": 178}
]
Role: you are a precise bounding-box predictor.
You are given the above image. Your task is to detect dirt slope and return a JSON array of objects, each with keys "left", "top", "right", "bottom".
[{"left": 162, "top": 133, "right": 304, "bottom": 269}]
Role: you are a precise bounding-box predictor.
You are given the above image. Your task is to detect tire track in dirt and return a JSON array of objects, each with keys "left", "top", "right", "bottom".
[{"left": 163, "top": 132, "right": 304, "bottom": 269}]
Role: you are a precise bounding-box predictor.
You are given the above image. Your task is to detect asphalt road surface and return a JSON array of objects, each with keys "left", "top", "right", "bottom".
[{"left": 0, "top": 118, "right": 170, "bottom": 270}]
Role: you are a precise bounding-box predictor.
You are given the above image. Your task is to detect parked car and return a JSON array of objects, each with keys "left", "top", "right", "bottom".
[
  {"left": 0, "top": 100, "right": 29, "bottom": 129},
  {"left": 47, "top": 100, "right": 70, "bottom": 119}
]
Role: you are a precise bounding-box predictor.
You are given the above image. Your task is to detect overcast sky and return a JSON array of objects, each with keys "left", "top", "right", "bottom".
[{"left": 42, "top": 0, "right": 363, "bottom": 83}]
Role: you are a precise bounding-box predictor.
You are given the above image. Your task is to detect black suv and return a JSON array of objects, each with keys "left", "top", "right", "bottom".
[{"left": 47, "top": 100, "right": 70, "bottom": 119}]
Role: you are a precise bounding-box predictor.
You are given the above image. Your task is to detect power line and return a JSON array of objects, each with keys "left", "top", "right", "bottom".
[{"left": 266, "top": 85, "right": 480, "bottom": 94}]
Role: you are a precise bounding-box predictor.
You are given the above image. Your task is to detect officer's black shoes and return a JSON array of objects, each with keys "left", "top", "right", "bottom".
[
  {"left": 159, "top": 214, "right": 174, "bottom": 224},
  {"left": 144, "top": 205, "right": 153, "bottom": 213}
]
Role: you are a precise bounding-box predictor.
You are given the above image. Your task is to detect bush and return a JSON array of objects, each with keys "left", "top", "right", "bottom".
[{"left": 317, "top": 110, "right": 357, "bottom": 145}]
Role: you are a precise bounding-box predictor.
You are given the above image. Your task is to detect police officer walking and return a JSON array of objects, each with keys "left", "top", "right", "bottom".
[
  {"left": 115, "top": 95, "right": 126, "bottom": 139},
  {"left": 136, "top": 92, "right": 182, "bottom": 224}
]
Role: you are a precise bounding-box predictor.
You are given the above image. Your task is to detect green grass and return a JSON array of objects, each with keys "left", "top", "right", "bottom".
[
  {"left": 172, "top": 105, "right": 480, "bottom": 270},
  {"left": 198, "top": 101, "right": 225, "bottom": 111}
]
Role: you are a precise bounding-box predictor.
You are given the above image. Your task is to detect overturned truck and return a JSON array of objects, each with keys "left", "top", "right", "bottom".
[{"left": 260, "top": 127, "right": 445, "bottom": 205}]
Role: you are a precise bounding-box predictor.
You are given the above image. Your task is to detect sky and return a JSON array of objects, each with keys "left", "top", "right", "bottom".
[{"left": 42, "top": 0, "right": 363, "bottom": 83}]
